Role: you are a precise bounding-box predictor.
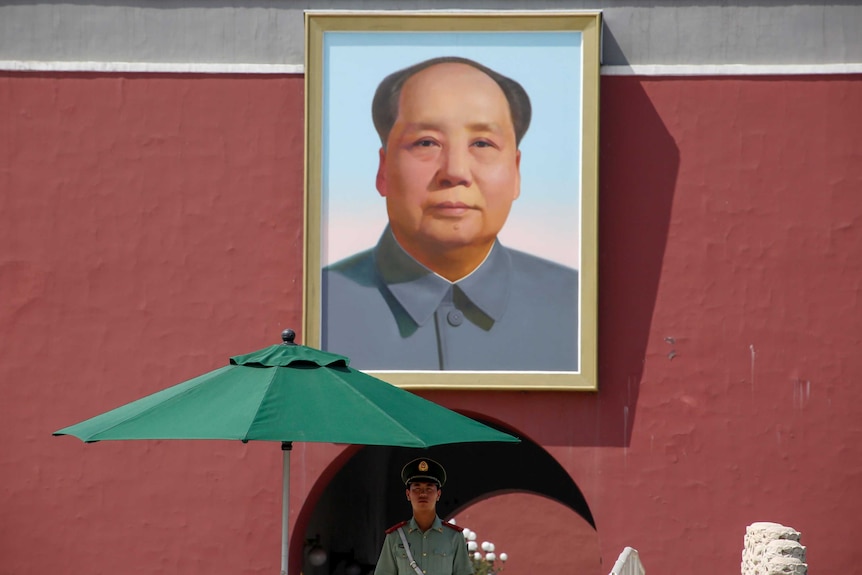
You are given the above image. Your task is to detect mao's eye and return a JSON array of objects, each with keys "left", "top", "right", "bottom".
[
  {"left": 413, "top": 138, "right": 438, "bottom": 148},
  {"left": 472, "top": 139, "right": 497, "bottom": 149}
]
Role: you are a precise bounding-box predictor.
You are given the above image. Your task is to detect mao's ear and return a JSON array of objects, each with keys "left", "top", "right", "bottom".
[{"left": 376, "top": 148, "right": 388, "bottom": 197}]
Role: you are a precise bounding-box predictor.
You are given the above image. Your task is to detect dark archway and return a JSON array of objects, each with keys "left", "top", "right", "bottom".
[{"left": 299, "top": 421, "right": 594, "bottom": 575}]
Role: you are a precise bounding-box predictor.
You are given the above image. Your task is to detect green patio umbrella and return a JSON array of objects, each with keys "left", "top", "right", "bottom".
[{"left": 54, "top": 330, "right": 519, "bottom": 575}]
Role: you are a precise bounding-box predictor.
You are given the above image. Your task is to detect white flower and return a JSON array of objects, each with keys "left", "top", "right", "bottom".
[
  {"left": 449, "top": 518, "right": 457, "bottom": 525},
  {"left": 473, "top": 552, "right": 483, "bottom": 561},
  {"left": 467, "top": 531, "right": 477, "bottom": 541},
  {"left": 499, "top": 553, "right": 508, "bottom": 562},
  {"left": 462, "top": 528, "right": 473, "bottom": 540},
  {"left": 467, "top": 541, "right": 478, "bottom": 552},
  {"left": 481, "top": 541, "right": 492, "bottom": 552},
  {"left": 485, "top": 553, "right": 496, "bottom": 562}
]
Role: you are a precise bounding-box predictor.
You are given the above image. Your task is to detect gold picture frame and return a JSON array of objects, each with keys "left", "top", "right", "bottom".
[{"left": 304, "top": 11, "right": 600, "bottom": 390}]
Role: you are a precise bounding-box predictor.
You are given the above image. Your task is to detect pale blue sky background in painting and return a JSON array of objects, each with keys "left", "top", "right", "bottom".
[{"left": 321, "top": 31, "right": 583, "bottom": 268}]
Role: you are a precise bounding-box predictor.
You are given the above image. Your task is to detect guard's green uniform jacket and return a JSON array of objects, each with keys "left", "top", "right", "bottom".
[{"left": 374, "top": 516, "right": 473, "bottom": 575}]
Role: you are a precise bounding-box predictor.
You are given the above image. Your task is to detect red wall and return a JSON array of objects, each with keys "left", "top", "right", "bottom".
[{"left": 1, "top": 73, "right": 860, "bottom": 574}]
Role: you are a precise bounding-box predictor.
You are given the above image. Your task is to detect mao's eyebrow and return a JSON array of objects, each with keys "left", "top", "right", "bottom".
[
  {"left": 466, "top": 122, "right": 506, "bottom": 134},
  {"left": 402, "top": 122, "right": 443, "bottom": 133}
]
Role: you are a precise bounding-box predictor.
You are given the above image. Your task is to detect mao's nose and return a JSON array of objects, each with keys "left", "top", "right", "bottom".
[{"left": 435, "top": 146, "right": 472, "bottom": 188}]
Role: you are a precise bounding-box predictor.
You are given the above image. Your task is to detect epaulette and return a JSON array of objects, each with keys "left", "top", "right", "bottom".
[
  {"left": 443, "top": 521, "right": 464, "bottom": 533},
  {"left": 385, "top": 520, "right": 409, "bottom": 534}
]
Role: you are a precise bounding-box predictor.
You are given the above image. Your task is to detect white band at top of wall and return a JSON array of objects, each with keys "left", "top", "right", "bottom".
[
  {"left": 2, "top": 61, "right": 861, "bottom": 76},
  {"left": 0, "top": 61, "right": 304, "bottom": 75}
]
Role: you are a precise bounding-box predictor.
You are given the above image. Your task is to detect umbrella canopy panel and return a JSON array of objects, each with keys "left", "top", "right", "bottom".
[{"left": 54, "top": 341, "right": 519, "bottom": 447}]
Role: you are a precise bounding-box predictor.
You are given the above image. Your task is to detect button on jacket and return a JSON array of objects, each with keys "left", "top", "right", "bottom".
[
  {"left": 374, "top": 516, "right": 473, "bottom": 575},
  {"left": 322, "top": 226, "right": 579, "bottom": 371}
]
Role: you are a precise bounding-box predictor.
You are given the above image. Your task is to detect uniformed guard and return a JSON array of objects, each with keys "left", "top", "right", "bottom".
[{"left": 373, "top": 458, "right": 473, "bottom": 575}]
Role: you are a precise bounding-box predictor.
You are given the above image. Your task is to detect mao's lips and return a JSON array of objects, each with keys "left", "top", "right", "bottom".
[{"left": 430, "top": 201, "right": 473, "bottom": 216}]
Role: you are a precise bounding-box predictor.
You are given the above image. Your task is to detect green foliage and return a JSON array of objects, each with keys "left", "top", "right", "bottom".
[{"left": 470, "top": 555, "right": 504, "bottom": 575}]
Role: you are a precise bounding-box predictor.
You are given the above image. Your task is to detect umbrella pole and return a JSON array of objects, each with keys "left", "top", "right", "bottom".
[{"left": 281, "top": 441, "right": 292, "bottom": 575}]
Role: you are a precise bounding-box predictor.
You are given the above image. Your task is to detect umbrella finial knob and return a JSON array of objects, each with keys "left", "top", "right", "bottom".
[{"left": 281, "top": 329, "right": 297, "bottom": 346}]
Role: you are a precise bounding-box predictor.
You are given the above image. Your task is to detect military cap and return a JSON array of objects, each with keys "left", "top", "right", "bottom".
[{"left": 401, "top": 458, "right": 447, "bottom": 487}]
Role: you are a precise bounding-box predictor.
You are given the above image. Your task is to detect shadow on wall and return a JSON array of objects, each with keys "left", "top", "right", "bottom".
[
  {"left": 593, "top": 75, "right": 679, "bottom": 445},
  {"left": 519, "top": 74, "right": 680, "bottom": 450}
]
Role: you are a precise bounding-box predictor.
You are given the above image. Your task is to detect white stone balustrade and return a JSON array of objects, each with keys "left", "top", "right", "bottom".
[{"left": 741, "top": 522, "right": 808, "bottom": 575}]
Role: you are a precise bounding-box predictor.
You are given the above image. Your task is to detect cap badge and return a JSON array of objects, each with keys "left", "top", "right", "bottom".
[{"left": 418, "top": 460, "right": 429, "bottom": 472}]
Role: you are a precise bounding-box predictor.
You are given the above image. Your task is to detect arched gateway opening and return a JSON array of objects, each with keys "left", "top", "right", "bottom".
[{"left": 296, "top": 420, "right": 599, "bottom": 575}]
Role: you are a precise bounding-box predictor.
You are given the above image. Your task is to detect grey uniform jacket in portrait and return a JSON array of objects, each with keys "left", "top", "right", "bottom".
[
  {"left": 374, "top": 516, "right": 473, "bottom": 575},
  {"left": 321, "top": 227, "right": 579, "bottom": 371}
]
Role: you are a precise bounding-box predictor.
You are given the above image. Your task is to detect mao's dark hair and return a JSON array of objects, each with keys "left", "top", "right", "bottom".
[{"left": 371, "top": 56, "right": 532, "bottom": 148}]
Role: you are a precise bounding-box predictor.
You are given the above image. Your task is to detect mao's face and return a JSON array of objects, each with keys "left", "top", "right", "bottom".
[{"left": 376, "top": 63, "right": 521, "bottom": 261}]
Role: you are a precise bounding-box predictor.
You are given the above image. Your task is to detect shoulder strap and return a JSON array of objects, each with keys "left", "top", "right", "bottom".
[
  {"left": 385, "top": 520, "right": 409, "bottom": 534},
  {"left": 443, "top": 521, "right": 464, "bottom": 533},
  {"left": 397, "top": 527, "right": 424, "bottom": 575}
]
